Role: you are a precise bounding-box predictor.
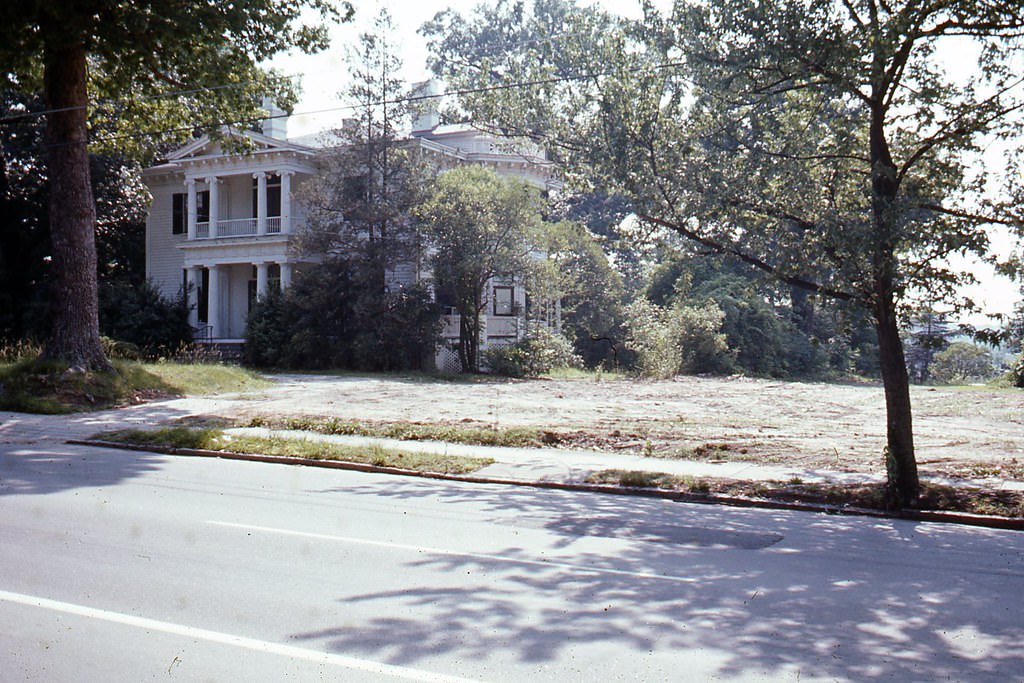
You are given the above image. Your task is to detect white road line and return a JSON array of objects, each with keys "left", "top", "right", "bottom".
[
  {"left": 0, "top": 589, "right": 483, "bottom": 683},
  {"left": 208, "top": 520, "right": 697, "bottom": 584}
]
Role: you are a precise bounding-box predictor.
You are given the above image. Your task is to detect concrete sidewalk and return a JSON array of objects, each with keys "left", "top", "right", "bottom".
[{"left": 7, "top": 395, "right": 1020, "bottom": 492}]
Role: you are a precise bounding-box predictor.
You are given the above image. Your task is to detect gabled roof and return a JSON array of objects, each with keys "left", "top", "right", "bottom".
[{"left": 165, "top": 126, "right": 314, "bottom": 162}]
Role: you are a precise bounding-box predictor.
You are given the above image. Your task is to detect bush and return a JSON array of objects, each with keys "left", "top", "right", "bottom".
[
  {"left": 484, "top": 327, "right": 582, "bottom": 377},
  {"left": 98, "top": 280, "right": 192, "bottom": 359},
  {"left": 623, "top": 299, "right": 729, "bottom": 378},
  {"left": 243, "top": 260, "right": 441, "bottom": 372}
]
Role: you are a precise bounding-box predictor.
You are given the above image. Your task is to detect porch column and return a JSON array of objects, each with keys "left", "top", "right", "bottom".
[
  {"left": 280, "top": 171, "right": 293, "bottom": 233},
  {"left": 280, "top": 262, "right": 293, "bottom": 290},
  {"left": 256, "top": 261, "right": 269, "bottom": 299},
  {"left": 185, "top": 178, "right": 197, "bottom": 240},
  {"left": 254, "top": 171, "right": 267, "bottom": 235},
  {"left": 185, "top": 266, "right": 200, "bottom": 328},
  {"left": 207, "top": 176, "right": 220, "bottom": 238},
  {"left": 207, "top": 264, "right": 221, "bottom": 339}
]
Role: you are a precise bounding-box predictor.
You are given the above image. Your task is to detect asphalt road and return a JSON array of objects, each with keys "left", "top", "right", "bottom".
[{"left": 1, "top": 442, "right": 1022, "bottom": 682}]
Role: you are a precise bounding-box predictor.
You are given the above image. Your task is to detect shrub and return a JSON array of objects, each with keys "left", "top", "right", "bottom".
[
  {"left": 484, "top": 326, "right": 583, "bottom": 377},
  {"left": 98, "top": 280, "right": 192, "bottom": 359},
  {"left": 243, "top": 260, "right": 441, "bottom": 372},
  {"left": 623, "top": 299, "right": 729, "bottom": 378}
]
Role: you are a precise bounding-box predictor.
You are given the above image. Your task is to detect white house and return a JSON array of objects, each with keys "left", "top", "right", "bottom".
[{"left": 143, "top": 106, "right": 558, "bottom": 369}]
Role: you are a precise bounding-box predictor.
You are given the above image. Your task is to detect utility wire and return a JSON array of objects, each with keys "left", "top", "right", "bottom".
[{"left": 32, "top": 58, "right": 688, "bottom": 151}]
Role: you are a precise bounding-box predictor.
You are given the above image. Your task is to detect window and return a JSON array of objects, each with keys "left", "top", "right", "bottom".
[
  {"left": 493, "top": 286, "right": 514, "bottom": 316},
  {"left": 197, "top": 268, "right": 209, "bottom": 323},
  {"left": 172, "top": 193, "right": 186, "bottom": 234},
  {"left": 196, "top": 190, "right": 210, "bottom": 222},
  {"left": 252, "top": 173, "right": 281, "bottom": 217}
]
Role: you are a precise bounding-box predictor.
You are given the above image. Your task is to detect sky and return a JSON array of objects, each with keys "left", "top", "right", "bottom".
[{"left": 270, "top": 0, "right": 1019, "bottom": 326}]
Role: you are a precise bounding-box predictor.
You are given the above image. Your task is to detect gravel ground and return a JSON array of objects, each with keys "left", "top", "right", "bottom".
[{"left": 204, "top": 373, "right": 1024, "bottom": 481}]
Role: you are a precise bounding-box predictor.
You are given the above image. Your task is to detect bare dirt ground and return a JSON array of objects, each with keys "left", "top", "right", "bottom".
[{"left": 212, "top": 374, "right": 1024, "bottom": 482}]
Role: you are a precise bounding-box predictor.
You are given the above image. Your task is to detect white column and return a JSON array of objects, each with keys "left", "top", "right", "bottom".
[
  {"left": 280, "top": 171, "right": 293, "bottom": 233},
  {"left": 185, "top": 178, "right": 197, "bottom": 240},
  {"left": 207, "top": 177, "right": 220, "bottom": 238},
  {"left": 254, "top": 172, "right": 267, "bottom": 235},
  {"left": 185, "top": 266, "right": 199, "bottom": 328},
  {"left": 280, "top": 262, "right": 293, "bottom": 290},
  {"left": 207, "top": 264, "right": 221, "bottom": 339},
  {"left": 256, "top": 262, "right": 269, "bottom": 299}
]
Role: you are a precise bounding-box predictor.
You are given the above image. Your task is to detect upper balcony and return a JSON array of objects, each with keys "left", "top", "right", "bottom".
[{"left": 184, "top": 170, "right": 296, "bottom": 241}]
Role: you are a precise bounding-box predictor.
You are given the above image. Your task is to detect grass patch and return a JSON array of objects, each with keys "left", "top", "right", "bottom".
[
  {"left": 93, "top": 427, "right": 493, "bottom": 475},
  {"left": 244, "top": 415, "right": 547, "bottom": 449},
  {"left": 0, "top": 358, "right": 268, "bottom": 414},
  {"left": 585, "top": 469, "right": 1024, "bottom": 518}
]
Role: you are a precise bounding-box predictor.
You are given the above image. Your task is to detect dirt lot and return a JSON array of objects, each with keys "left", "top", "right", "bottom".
[{"left": 214, "top": 374, "right": 1024, "bottom": 481}]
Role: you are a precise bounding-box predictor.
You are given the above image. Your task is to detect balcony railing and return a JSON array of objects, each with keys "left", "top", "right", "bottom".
[{"left": 192, "top": 216, "right": 284, "bottom": 239}]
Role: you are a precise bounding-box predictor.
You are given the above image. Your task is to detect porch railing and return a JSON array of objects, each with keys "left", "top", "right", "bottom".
[{"left": 192, "top": 216, "right": 282, "bottom": 238}]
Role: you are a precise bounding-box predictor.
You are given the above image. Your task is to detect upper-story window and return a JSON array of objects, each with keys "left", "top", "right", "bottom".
[
  {"left": 252, "top": 173, "right": 281, "bottom": 217},
  {"left": 493, "top": 286, "right": 515, "bottom": 316},
  {"left": 172, "top": 193, "right": 185, "bottom": 234},
  {"left": 174, "top": 190, "right": 209, "bottom": 232},
  {"left": 196, "top": 190, "right": 210, "bottom": 222}
]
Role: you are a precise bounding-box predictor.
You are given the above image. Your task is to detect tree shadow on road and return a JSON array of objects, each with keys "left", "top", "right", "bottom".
[{"left": 298, "top": 477, "right": 1024, "bottom": 681}]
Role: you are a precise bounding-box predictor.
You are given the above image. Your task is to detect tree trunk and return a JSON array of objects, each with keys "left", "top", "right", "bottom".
[
  {"left": 40, "top": 42, "right": 110, "bottom": 371},
  {"left": 875, "top": 293, "right": 919, "bottom": 507}
]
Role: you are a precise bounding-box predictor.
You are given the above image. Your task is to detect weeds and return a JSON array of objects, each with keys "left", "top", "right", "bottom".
[
  {"left": 92, "top": 427, "right": 493, "bottom": 475},
  {"left": 584, "top": 469, "right": 1024, "bottom": 517}
]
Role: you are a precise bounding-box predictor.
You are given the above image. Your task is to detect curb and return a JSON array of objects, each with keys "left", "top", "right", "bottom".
[{"left": 69, "top": 439, "right": 1024, "bottom": 532}]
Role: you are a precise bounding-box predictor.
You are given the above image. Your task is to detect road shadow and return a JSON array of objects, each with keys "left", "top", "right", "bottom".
[
  {"left": 297, "top": 477, "right": 1024, "bottom": 681},
  {"left": 0, "top": 400, "right": 202, "bottom": 497},
  {"left": 0, "top": 443, "right": 168, "bottom": 497}
]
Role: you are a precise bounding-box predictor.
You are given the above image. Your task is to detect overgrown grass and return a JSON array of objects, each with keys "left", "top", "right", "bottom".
[
  {"left": 0, "top": 358, "right": 269, "bottom": 414},
  {"left": 585, "top": 469, "right": 1024, "bottom": 518},
  {"left": 244, "top": 415, "right": 550, "bottom": 448},
  {"left": 93, "top": 427, "right": 493, "bottom": 475},
  {"left": 542, "top": 367, "right": 628, "bottom": 381}
]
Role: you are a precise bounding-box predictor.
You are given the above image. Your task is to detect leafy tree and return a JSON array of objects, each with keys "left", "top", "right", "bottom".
[
  {"left": 415, "top": 166, "right": 544, "bottom": 373},
  {"left": 533, "top": 220, "right": 626, "bottom": 367},
  {"left": 930, "top": 341, "right": 994, "bottom": 384},
  {"left": 425, "top": 0, "right": 1024, "bottom": 505},
  {"left": 0, "top": 0, "right": 348, "bottom": 370}
]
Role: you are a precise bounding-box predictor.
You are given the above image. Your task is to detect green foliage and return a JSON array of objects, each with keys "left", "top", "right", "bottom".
[
  {"left": 415, "top": 166, "right": 545, "bottom": 372},
  {"left": 1012, "top": 353, "right": 1024, "bottom": 388},
  {"left": 536, "top": 220, "right": 627, "bottom": 368},
  {"left": 623, "top": 298, "right": 728, "bottom": 378},
  {"left": 483, "top": 327, "right": 583, "bottom": 377},
  {"left": 930, "top": 342, "right": 995, "bottom": 385},
  {"left": 98, "top": 280, "right": 192, "bottom": 359},
  {"left": 244, "top": 260, "right": 441, "bottom": 372}
]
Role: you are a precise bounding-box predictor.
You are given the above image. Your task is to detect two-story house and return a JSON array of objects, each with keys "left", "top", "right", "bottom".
[{"left": 143, "top": 105, "right": 558, "bottom": 369}]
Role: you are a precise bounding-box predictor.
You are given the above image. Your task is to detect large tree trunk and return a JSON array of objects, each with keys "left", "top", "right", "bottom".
[
  {"left": 875, "top": 292, "right": 920, "bottom": 507},
  {"left": 40, "top": 42, "right": 110, "bottom": 371}
]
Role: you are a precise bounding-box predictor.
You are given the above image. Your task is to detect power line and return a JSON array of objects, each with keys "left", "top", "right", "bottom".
[{"left": 34, "top": 58, "right": 688, "bottom": 151}]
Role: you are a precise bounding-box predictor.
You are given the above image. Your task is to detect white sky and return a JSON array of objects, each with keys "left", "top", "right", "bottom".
[{"left": 270, "top": 0, "right": 1019, "bottom": 326}]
